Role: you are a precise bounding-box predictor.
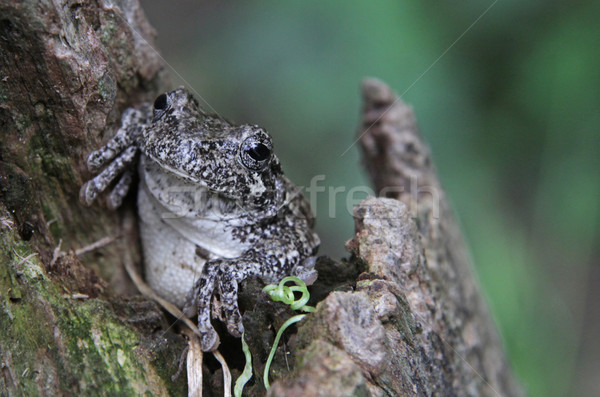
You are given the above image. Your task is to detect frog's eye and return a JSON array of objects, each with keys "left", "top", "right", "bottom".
[
  {"left": 247, "top": 143, "right": 270, "bottom": 161},
  {"left": 153, "top": 93, "right": 168, "bottom": 110},
  {"left": 152, "top": 93, "right": 171, "bottom": 121},
  {"left": 240, "top": 137, "right": 272, "bottom": 171}
]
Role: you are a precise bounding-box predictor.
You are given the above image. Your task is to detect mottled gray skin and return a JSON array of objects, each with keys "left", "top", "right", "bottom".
[{"left": 80, "top": 88, "right": 320, "bottom": 351}]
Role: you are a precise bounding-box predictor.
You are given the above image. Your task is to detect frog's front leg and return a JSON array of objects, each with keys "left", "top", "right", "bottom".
[
  {"left": 183, "top": 248, "right": 297, "bottom": 351},
  {"left": 86, "top": 107, "right": 148, "bottom": 171}
]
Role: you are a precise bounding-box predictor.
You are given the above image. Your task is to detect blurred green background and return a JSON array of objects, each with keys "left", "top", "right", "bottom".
[{"left": 140, "top": 1, "right": 599, "bottom": 395}]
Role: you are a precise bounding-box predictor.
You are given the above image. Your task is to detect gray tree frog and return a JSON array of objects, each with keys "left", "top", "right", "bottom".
[{"left": 80, "top": 88, "right": 320, "bottom": 351}]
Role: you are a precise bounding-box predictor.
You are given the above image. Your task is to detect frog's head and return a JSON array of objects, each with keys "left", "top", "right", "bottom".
[{"left": 143, "top": 88, "right": 285, "bottom": 212}]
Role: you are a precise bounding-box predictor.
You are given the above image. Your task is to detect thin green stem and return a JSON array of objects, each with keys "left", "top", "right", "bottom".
[
  {"left": 233, "top": 333, "right": 253, "bottom": 397},
  {"left": 263, "top": 314, "right": 307, "bottom": 390}
]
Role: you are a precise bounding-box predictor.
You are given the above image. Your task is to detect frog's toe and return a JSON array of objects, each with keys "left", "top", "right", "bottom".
[
  {"left": 199, "top": 327, "right": 220, "bottom": 351},
  {"left": 226, "top": 316, "right": 244, "bottom": 337},
  {"left": 218, "top": 273, "right": 244, "bottom": 337},
  {"left": 87, "top": 148, "right": 111, "bottom": 172},
  {"left": 197, "top": 302, "right": 221, "bottom": 351},
  {"left": 79, "top": 180, "right": 98, "bottom": 206},
  {"left": 184, "top": 266, "right": 222, "bottom": 350},
  {"left": 108, "top": 170, "right": 133, "bottom": 209},
  {"left": 292, "top": 256, "right": 319, "bottom": 286}
]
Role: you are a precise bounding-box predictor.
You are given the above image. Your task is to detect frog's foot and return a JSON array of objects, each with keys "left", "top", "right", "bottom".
[
  {"left": 80, "top": 145, "right": 137, "bottom": 206},
  {"left": 80, "top": 107, "right": 147, "bottom": 207},
  {"left": 184, "top": 250, "right": 295, "bottom": 351}
]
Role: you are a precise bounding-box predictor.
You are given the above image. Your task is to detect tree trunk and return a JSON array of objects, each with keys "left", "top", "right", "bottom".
[
  {"left": 268, "top": 80, "right": 523, "bottom": 396},
  {"left": 0, "top": 1, "right": 522, "bottom": 396},
  {"left": 0, "top": 1, "right": 187, "bottom": 395}
]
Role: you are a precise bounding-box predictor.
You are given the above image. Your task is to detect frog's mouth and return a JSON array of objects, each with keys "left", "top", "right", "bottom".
[
  {"left": 143, "top": 152, "right": 259, "bottom": 215},
  {"left": 141, "top": 155, "right": 247, "bottom": 220},
  {"left": 146, "top": 153, "right": 212, "bottom": 189},
  {"left": 143, "top": 152, "right": 281, "bottom": 217}
]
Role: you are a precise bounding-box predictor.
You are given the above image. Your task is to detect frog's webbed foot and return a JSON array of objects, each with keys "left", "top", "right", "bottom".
[
  {"left": 80, "top": 145, "right": 137, "bottom": 207},
  {"left": 183, "top": 256, "right": 278, "bottom": 351},
  {"left": 80, "top": 108, "right": 147, "bottom": 208}
]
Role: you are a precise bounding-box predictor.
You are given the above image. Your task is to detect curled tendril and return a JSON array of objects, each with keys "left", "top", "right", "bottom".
[{"left": 262, "top": 276, "right": 315, "bottom": 313}]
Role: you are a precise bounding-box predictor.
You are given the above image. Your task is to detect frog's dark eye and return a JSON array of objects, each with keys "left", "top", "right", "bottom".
[
  {"left": 240, "top": 137, "right": 272, "bottom": 171},
  {"left": 248, "top": 143, "right": 270, "bottom": 161},
  {"left": 153, "top": 93, "right": 168, "bottom": 110}
]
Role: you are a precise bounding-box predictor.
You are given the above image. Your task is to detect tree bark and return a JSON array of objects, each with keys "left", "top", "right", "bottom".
[
  {"left": 0, "top": 1, "right": 522, "bottom": 396},
  {"left": 268, "top": 79, "right": 523, "bottom": 396},
  {"left": 0, "top": 1, "right": 188, "bottom": 395}
]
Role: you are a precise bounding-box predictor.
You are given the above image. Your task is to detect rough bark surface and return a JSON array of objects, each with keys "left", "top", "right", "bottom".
[
  {"left": 0, "top": 1, "right": 188, "bottom": 395},
  {"left": 0, "top": 1, "right": 522, "bottom": 395},
  {"left": 268, "top": 80, "right": 524, "bottom": 397}
]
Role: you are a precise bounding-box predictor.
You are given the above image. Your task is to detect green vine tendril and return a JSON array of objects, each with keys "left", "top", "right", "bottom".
[
  {"left": 233, "top": 333, "right": 253, "bottom": 397},
  {"left": 262, "top": 276, "right": 315, "bottom": 389},
  {"left": 233, "top": 276, "right": 315, "bottom": 395}
]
